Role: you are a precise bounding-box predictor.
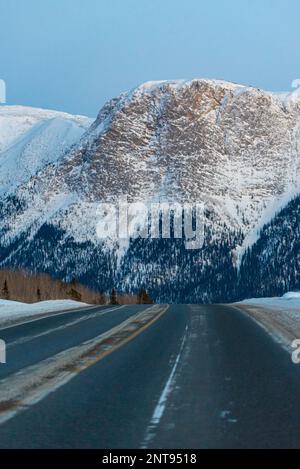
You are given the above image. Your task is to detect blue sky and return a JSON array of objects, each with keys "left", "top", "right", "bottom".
[{"left": 1, "top": 0, "right": 300, "bottom": 116}]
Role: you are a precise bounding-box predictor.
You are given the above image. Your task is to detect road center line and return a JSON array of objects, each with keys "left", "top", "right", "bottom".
[{"left": 141, "top": 324, "right": 188, "bottom": 448}]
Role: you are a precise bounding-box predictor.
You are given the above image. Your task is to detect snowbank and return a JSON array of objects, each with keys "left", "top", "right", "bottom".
[
  {"left": 239, "top": 293, "right": 300, "bottom": 312},
  {"left": 282, "top": 292, "right": 300, "bottom": 299},
  {"left": 0, "top": 299, "right": 90, "bottom": 328},
  {"left": 236, "top": 293, "right": 300, "bottom": 351}
]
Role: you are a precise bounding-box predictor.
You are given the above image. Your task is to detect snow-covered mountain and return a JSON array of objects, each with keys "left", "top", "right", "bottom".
[
  {"left": 0, "top": 105, "right": 93, "bottom": 196},
  {"left": 0, "top": 80, "right": 300, "bottom": 302},
  {"left": 238, "top": 194, "right": 300, "bottom": 300}
]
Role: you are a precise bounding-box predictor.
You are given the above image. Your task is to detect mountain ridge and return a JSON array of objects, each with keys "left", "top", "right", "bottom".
[{"left": 0, "top": 79, "right": 300, "bottom": 302}]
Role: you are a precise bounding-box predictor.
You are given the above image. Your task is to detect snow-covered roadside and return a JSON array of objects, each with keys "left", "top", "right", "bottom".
[
  {"left": 0, "top": 299, "right": 91, "bottom": 329},
  {"left": 234, "top": 293, "right": 300, "bottom": 351}
]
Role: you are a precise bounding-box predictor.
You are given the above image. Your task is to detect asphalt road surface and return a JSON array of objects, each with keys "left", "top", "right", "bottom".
[
  {"left": 0, "top": 304, "right": 300, "bottom": 448},
  {"left": 0, "top": 304, "right": 145, "bottom": 380}
]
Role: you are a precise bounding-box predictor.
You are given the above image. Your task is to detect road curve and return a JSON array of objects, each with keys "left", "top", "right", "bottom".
[{"left": 0, "top": 304, "right": 300, "bottom": 448}]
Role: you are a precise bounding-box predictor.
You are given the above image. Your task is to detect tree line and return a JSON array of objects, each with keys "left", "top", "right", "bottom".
[{"left": 0, "top": 270, "right": 153, "bottom": 305}]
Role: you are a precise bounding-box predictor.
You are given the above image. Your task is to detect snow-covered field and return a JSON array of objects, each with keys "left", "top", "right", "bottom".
[
  {"left": 236, "top": 293, "right": 300, "bottom": 351},
  {"left": 0, "top": 299, "right": 90, "bottom": 328}
]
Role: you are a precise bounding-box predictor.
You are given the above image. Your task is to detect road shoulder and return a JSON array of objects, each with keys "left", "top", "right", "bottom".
[{"left": 231, "top": 303, "right": 300, "bottom": 352}]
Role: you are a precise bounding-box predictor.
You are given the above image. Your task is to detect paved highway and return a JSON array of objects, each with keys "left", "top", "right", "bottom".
[
  {"left": 0, "top": 304, "right": 146, "bottom": 379},
  {"left": 0, "top": 304, "right": 299, "bottom": 448}
]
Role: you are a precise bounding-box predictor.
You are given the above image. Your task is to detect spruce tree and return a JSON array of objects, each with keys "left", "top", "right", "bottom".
[
  {"left": 110, "top": 289, "right": 118, "bottom": 305},
  {"left": 1, "top": 280, "right": 9, "bottom": 300},
  {"left": 66, "top": 277, "right": 82, "bottom": 302},
  {"left": 137, "top": 288, "right": 153, "bottom": 304}
]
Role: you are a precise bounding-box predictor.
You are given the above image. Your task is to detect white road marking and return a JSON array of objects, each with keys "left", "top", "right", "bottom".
[
  {"left": 0, "top": 305, "right": 166, "bottom": 426},
  {"left": 142, "top": 324, "right": 188, "bottom": 448},
  {"left": 6, "top": 306, "right": 125, "bottom": 349},
  {"left": 0, "top": 305, "right": 102, "bottom": 332}
]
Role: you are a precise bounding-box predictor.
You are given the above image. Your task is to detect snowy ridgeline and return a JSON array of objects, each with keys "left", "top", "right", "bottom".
[
  {"left": 1, "top": 80, "right": 300, "bottom": 303},
  {"left": 236, "top": 293, "right": 300, "bottom": 351},
  {"left": 0, "top": 299, "right": 90, "bottom": 327},
  {"left": 0, "top": 105, "right": 93, "bottom": 197},
  {"left": 1, "top": 80, "right": 300, "bottom": 253}
]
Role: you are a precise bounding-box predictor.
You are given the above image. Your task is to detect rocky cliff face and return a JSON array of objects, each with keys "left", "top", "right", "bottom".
[{"left": 1, "top": 80, "right": 300, "bottom": 301}]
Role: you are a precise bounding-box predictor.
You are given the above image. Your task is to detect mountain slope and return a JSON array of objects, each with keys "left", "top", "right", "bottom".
[
  {"left": 0, "top": 105, "right": 93, "bottom": 196},
  {"left": 0, "top": 80, "right": 300, "bottom": 302},
  {"left": 238, "top": 195, "right": 300, "bottom": 299}
]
